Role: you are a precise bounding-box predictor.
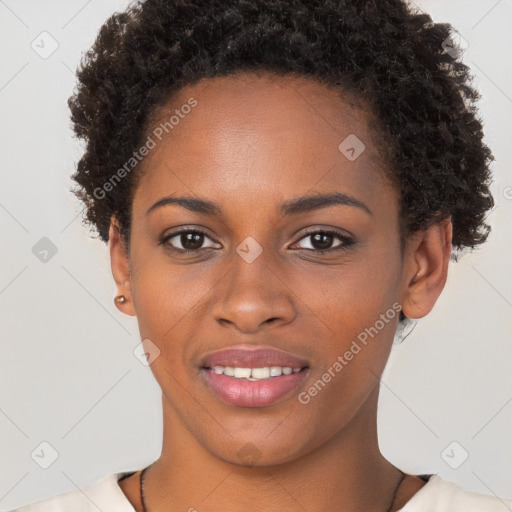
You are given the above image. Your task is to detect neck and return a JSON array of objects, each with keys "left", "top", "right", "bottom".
[{"left": 144, "top": 384, "right": 404, "bottom": 512}]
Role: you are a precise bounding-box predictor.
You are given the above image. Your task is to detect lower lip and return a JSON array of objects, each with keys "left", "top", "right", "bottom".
[{"left": 201, "top": 368, "right": 308, "bottom": 407}]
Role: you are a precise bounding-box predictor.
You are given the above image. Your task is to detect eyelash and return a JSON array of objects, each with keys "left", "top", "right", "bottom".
[{"left": 158, "top": 228, "right": 355, "bottom": 255}]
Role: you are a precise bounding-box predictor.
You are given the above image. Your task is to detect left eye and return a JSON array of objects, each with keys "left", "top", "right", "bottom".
[{"left": 292, "top": 230, "right": 353, "bottom": 252}]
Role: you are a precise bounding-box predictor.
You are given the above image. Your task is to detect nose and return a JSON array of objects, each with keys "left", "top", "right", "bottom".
[{"left": 212, "top": 250, "right": 296, "bottom": 333}]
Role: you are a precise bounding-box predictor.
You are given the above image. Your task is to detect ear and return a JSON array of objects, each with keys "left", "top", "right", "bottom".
[
  {"left": 109, "top": 215, "right": 136, "bottom": 317},
  {"left": 401, "top": 217, "right": 452, "bottom": 319}
]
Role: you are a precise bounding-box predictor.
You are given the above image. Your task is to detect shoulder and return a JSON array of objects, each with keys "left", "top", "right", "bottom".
[
  {"left": 401, "top": 473, "right": 512, "bottom": 511},
  {"left": 9, "top": 471, "right": 138, "bottom": 512}
]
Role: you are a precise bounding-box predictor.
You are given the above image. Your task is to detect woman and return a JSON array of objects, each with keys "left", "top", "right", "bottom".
[{"left": 13, "top": 0, "right": 511, "bottom": 510}]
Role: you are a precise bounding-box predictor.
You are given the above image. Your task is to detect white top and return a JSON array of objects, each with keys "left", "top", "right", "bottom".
[{"left": 10, "top": 470, "right": 512, "bottom": 511}]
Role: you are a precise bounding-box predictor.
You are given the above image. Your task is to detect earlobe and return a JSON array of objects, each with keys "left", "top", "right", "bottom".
[
  {"left": 401, "top": 217, "right": 452, "bottom": 320},
  {"left": 109, "top": 216, "right": 137, "bottom": 317}
]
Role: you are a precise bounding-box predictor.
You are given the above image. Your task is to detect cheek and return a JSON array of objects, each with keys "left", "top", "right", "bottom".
[
  {"left": 297, "top": 298, "right": 399, "bottom": 441},
  {"left": 130, "top": 252, "right": 214, "bottom": 351},
  {"left": 303, "top": 262, "right": 400, "bottom": 387},
  {"left": 295, "top": 247, "right": 401, "bottom": 340},
  {"left": 293, "top": 241, "right": 402, "bottom": 403}
]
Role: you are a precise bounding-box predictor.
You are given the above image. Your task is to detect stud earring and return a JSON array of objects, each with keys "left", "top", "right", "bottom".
[{"left": 114, "top": 295, "right": 127, "bottom": 304}]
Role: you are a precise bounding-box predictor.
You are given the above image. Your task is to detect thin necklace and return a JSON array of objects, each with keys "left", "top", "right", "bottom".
[{"left": 139, "top": 464, "right": 406, "bottom": 512}]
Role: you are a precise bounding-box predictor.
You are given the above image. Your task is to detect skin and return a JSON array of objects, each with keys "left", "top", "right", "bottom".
[{"left": 110, "top": 72, "right": 452, "bottom": 511}]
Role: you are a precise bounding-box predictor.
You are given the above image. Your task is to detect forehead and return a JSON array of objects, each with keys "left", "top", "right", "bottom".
[{"left": 133, "top": 72, "right": 393, "bottom": 217}]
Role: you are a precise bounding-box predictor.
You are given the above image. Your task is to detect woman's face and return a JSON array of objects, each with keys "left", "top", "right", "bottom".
[{"left": 115, "top": 72, "right": 415, "bottom": 465}]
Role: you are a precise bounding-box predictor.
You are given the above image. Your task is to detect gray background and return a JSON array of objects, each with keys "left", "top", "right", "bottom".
[{"left": 0, "top": 0, "right": 511, "bottom": 509}]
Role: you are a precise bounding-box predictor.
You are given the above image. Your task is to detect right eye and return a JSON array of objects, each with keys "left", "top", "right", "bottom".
[{"left": 159, "top": 228, "right": 221, "bottom": 254}]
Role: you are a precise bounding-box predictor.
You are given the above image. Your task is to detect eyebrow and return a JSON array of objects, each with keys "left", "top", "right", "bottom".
[{"left": 146, "top": 192, "right": 373, "bottom": 217}]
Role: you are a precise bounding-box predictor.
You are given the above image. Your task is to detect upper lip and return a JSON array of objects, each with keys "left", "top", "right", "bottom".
[{"left": 200, "top": 345, "right": 309, "bottom": 369}]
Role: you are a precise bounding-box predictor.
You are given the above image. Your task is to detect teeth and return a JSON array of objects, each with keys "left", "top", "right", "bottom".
[
  {"left": 223, "top": 366, "right": 235, "bottom": 376},
  {"left": 210, "top": 366, "right": 303, "bottom": 380},
  {"left": 269, "top": 366, "right": 282, "bottom": 377},
  {"left": 234, "top": 367, "right": 252, "bottom": 378},
  {"left": 251, "top": 367, "right": 270, "bottom": 379}
]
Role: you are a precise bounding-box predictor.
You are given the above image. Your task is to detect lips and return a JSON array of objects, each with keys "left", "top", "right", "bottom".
[
  {"left": 200, "top": 345, "right": 309, "bottom": 370},
  {"left": 198, "top": 345, "right": 310, "bottom": 407}
]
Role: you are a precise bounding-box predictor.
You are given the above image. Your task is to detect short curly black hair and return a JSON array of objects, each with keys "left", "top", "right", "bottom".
[{"left": 68, "top": 0, "right": 494, "bottom": 263}]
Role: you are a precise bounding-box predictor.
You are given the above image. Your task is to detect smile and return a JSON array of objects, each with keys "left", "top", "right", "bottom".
[
  {"left": 200, "top": 365, "right": 309, "bottom": 408},
  {"left": 198, "top": 345, "right": 310, "bottom": 407},
  {"left": 208, "top": 365, "right": 302, "bottom": 380}
]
